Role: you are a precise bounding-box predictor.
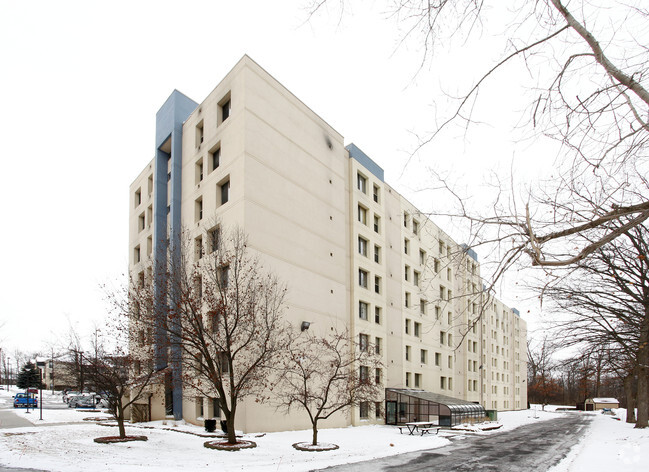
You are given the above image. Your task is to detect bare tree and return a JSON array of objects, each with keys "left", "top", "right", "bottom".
[
  {"left": 135, "top": 225, "right": 290, "bottom": 445},
  {"left": 274, "top": 330, "right": 383, "bottom": 447},
  {"left": 310, "top": 0, "right": 649, "bottom": 271},
  {"left": 527, "top": 336, "right": 561, "bottom": 409},
  {"left": 541, "top": 223, "right": 649, "bottom": 428}
]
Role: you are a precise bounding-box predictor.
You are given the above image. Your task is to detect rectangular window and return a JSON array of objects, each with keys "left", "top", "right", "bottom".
[
  {"left": 406, "top": 372, "right": 411, "bottom": 387},
  {"left": 196, "top": 159, "right": 204, "bottom": 183},
  {"left": 373, "top": 184, "right": 380, "bottom": 203},
  {"left": 414, "top": 322, "right": 421, "bottom": 338},
  {"left": 435, "top": 306, "right": 441, "bottom": 320},
  {"left": 359, "top": 333, "right": 369, "bottom": 352},
  {"left": 220, "top": 98, "right": 231, "bottom": 122},
  {"left": 360, "top": 401, "right": 369, "bottom": 419},
  {"left": 360, "top": 366, "right": 369, "bottom": 383},
  {"left": 404, "top": 265, "right": 410, "bottom": 281},
  {"left": 373, "top": 215, "right": 380, "bottom": 233},
  {"left": 134, "top": 246, "right": 141, "bottom": 263},
  {"left": 134, "top": 188, "right": 141, "bottom": 207},
  {"left": 440, "top": 376, "right": 447, "bottom": 390},
  {"left": 374, "top": 276, "right": 381, "bottom": 294},
  {"left": 413, "top": 219, "right": 419, "bottom": 235},
  {"left": 405, "top": 345, "right": 411, "bottom": 361},
  {"left": 195, "top": 198, "right": 203, "bottom": 222},
  {"left": 208, "top": 226, "right": 220, "bottom": 253},
  {"left": 196, "top": 120, "right": 204, "bottom": 146},
  {"left": 357, "top": 173, "right": 367, "bottom": 193},
  {"left": 358, "top": 205, "right": 367, "bottom": 225},
  {"left": 374, "top": 245, "right": 380, "bottom": 263},
  {"left": 220, "top": 180, "right": 230, "bottom": 205},
  {"left": 447, "top": 268, "right": 452, "bottom": 281},
  {"left": 374, "top": 306, "right": 381, "bottom": 324},
  {"left": 404, "top": 238, "right": 409, "bottom": 254},
  {"left": 358, "top": 269, "right": 368, "bottom": 288},
  {"left": 359, "top": 301, "right": 368, "bottom": 320},
  {"left": 419, "top": 249, "right": 426, "bottom": 265},
  {"left": 414, "top": 373, "right": 421, "bottom": 388},
  {"left": 375, "top": 368, "right": 382, "bottom": 385},
  {"left": 196, "top": 396, "right": 204, "bottom": 418},
  {"left": 448, "top": 334, "right": 453, "bottom": 346},
  {"left": 194, "top": 236, "right": 203, "bottom": 260},
  {"left": 448, "top": 356, "right": 453, "bottom": 368},
  {"left": 420, "top": 349, "right": 427, "bottom": 364},
  {"left": 138, "top": 213, "right": 145, "bottom": 232},
  {"left": 218, "top": 265, "right": 229, "bottom": 289},
  {"left": 413, "top": 271, "right": 420, "bottom": 287},
  {"left": 440, "top": 332, "right": 446, "bottom": 345},
  {"left": 433, "top": 259, "right": 440, "bottom": 273},
  {"left": 403, "top": 212, "right": 409, "bottom": 228},
  {"left": 420, "top": 299, "right": 427, "bottom": 315},
  {"left": 358, "top": 236, "right": 368, "bottom": 256},
  {"left": 449, "top": 378, "right": 453, "bottom": 390},
  {"left": 405, "top": 292, "right": 411, "bottom": 308},
  {"left": 375, "top": 337, "right": 382, "bottom": 355},
  {"left": 210, "top": 146, "right": 221, "bottom": 172},
  {"left": 435, "top": 353, "right": 441, "bottom": 366},
  {"left": 405, "top": 319, "right": 411, "bottom": 335}
]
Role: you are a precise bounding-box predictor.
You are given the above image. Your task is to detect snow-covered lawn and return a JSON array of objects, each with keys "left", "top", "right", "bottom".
[{"left": 1, "top": 390, "right": 647, "bottom": 472}]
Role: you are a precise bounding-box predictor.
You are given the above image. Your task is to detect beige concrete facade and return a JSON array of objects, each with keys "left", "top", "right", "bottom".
[{"left": 128, "top": 55, "right": 527, "bottom": 433}]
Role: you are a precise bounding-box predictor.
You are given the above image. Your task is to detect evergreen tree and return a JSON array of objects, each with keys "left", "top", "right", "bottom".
[{"left": 16, "top": 362, "right": 42, "bottom": 389}]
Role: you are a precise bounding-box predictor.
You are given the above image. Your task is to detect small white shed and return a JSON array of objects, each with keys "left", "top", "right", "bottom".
[{"left": 584, "top": 397, "right": 619, "bottom": 411}]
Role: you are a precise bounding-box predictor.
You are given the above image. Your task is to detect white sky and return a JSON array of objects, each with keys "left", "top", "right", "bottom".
[{"left": 0, "top": 0, "right": 551, "bottom": 355}]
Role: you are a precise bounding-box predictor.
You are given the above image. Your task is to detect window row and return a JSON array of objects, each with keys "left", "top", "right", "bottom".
[
  {"left": 403, "top": 211, "right": 420, "bottom": 236},
  {"left": 358, "top": 333, "right": 383, "bottom": 356},
  {"left": 357, "top": 205, "right": 382, "bottom": 233},
  {"left": 194, "top": 178, "right": 231, "bottom": 223},
  {"left": 358, "top": 235, "right": 382, "bottom": 264},
  {"left": 195, "top": 94, "right": 231, "bottom": 148},
  {"left": 358, "top": 301, "right": 383, "bottom": 325},
  {"left": 194, "top": 144, "right": 222, "bottom": 185},
  {"left": 356, "top": 172, "right": 381, "bottom": 204}
]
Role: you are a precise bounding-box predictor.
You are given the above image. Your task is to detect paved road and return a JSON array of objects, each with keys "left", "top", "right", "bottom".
[{"left": 316, "top": 414, "right": 591, "bottom": 471}]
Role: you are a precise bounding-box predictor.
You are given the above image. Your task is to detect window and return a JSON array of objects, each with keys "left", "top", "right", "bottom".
[
  {"left": 413, "top": 219, "right": 419, "bottom": 235},
  {"left": 134, "top": 188, "right": 141, "bottom": 207},
  {"left": 405, "top": 292, "right": 411, "bottom": 308},
  {"left": 420, "top": 349, "right": 428, "bottom": 364},
  {"left": 196, "top": 397, "right": 204, "bottom": 419},
  {"left": 374, "top": 245, "right": 381, "bottom": 263},
  {"left": 405, "top": 345, "right": 411, "bottom": 361},
  {"left": 439, "top": 286, "right": 445, "bottom": 301},
  {"left": 440, "top": 377, "right": 447, "bottom": 389},
  {"left": 420, "top": 299, "right": 427, "bottom": 315},
  {"left": 414, "top": 373, "right": 421, "bottom": 388},
  {"left": 448, "top": 356, "right": 453, "bottom": 368},
  {"left": 375, "top": 337, "right": 382, "bottom": 355},
  {"left": 360, "top": 401, "right": 369, "bottom": 419},
  {"left": 360, "top": 366, "right": 369, "bottom": 383},
  {"left": 435, "top": 306, "right": 441, "bottom": 319},
  {"left": 196, "top": 120, "right": 204, "bottom": 146},
  {"left": 434, "top": 258, "right": 440, "bottom": 273},
  {"left": 375, "top": 368, "right": 382, "bottom": 384},
  {"left": 358, "top": 236, "right": 368, "bottom": 256},
  {"left": 435, "top": 352, "right": 441, "bottom": 366},
  {"left": 359, "top": 301, "right": 368, "bottom": 320},
  {"left": 357, "top": 173, "right": 367, "bottom": 193},
  {"left": 210, "top": 145, "right": 221, "bottom": 172},
  {"left": 413, "top": 271, "right": 420, "bottom": 287},
  {"left": 373, "top": 184, "right": 380, "bottom": 203},
  {"left": 218, "top": 265, "right": 229, "bottom": 289},
  {"left": 359, "top": 333, "right": 369, "bottom": 352},
  {"left": 211, "top": 398, "right": 221, "bottom": 419},
  {"left": 134, "top": 246, "right": 141, "bottom": 263},
  {"left": 195, "top": 198, "right": 203, "bottom": 222},
  {"left": 405, "top": 319, "right": 411, "bottom": 335},
  {"left": 358, "top": 205, "right": 367, "bottom": 225},
  {"left": 440, "top": 331, "right": 446, "bottom": 345},
  {"left": 447, "top": 268, "right": 452, "bottom": 281},
  {"left": 404, "top": 265, "right": 410, "bottom": 281},
  {"left": 208, "top": 311, "right": 220, "bottom": 333},
  {"left": 374, "top": 276, "right": 381, "bottom": 294},
  {"left": 196, "top": 159, "right": 204, "bottom": 183},
  {"left": 439, "top": 241, "right": 445, "bottom": 255},
  {"left": 208, "top": 226, "right": 220, "bottom": 253},
  {"left": 220, "top": 180, "right": 230, "bottom": 205},
  {"left": 404, "top": 238, "right": 409, "bottom": 254},
  {"left": 419, "top": 249, "right": 426, "bottom": 265},
  {"left": 403, "top": 212, "right": 409, "bottom": 228},
  {"left": 359, "top": 269, "right": 368, "bottom": 288},
  {"left": 194, "top": 236, "right": 203, "bottom": 260},
  {"left": 374, "top": 306, "right": 381, "bottom": 324},
  {"left": 414, "top": 322, "right": 421, "bottom": 338},
  {"left": 138, "top": 213, "right": 145, "bottom": 232},
  {"left": 449, "top": 378, "right": 453, "bottom": 390},
  {"left": 220, "top": 98, "right": 231, "bottom": 122},
  {"left": 448, "top": 334, "right": 453, "bottom": 346},
  {"left": 406, "top": 372, "right": 411, "bottom": 387},
  {"left": 448, "top": 312, "right": 452, "bottom": 325},
  {"left": 373, "top": 215, "right": 380, "bottom": 233}
]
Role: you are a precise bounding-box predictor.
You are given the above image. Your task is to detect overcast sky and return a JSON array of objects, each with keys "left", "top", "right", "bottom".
[{"left": 0, "top": 0, "right": 550, "bottom": 356}]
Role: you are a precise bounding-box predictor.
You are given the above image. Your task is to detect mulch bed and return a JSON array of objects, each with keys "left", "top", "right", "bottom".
[
  {"left": 292, "top": 442, "right": 339, "bottom": 452},
  {"left": 203, "top": 439, "right": 257, "bottom": 451},
  {"left": 94, "top": 435, "right": 148, "bottom": 444}
]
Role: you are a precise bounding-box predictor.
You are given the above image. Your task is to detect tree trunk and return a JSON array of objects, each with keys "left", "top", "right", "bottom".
[
  {"left": 312, "top": 420, "right": 319, "bottom": 446},
  {"left": 636, "top": 312, "right": 649, "bottom": 428},
  {"left": 624, "top": 374, "right": 636, "bottom": 424},
  {"left": 117, "top": 403, "right": 126, "bottom": 438},
  {"left": 226, "top": 404, "right": 237, "bottom": 444}
]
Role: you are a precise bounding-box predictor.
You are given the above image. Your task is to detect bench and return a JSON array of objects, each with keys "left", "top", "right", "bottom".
[
  {"left": 419, "top": 427, "right": 442, "bottom": 436},
  {"left": 397, "top": 426, "right": 406, "bottom": 434}
]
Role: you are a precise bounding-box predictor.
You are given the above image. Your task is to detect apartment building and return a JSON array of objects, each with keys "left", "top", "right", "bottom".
[{"left": 128, "top": 55, "right": 527, "bottom": 433}]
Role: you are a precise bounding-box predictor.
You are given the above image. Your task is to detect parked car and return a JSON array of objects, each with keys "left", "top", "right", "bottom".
[
  {"left": 62, "top": 390, "right": 80, "bottom": 403},
  {"left": 67, "top": 394, "right": 86, "bottom": 408},
  {"left": 13, "top": 393, "right": 38, "bottom": 408}
]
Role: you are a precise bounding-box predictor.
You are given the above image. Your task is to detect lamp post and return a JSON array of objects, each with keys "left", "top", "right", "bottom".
[{"left": 36, "top": 360, "right": 45, "bottom": 421}]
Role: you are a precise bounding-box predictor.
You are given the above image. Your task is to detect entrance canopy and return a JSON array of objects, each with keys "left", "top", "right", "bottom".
[{"left": 385, "top": 388, "right": 487, "bottom": 427}]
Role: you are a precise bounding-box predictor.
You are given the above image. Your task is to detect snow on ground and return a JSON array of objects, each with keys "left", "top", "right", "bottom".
[
  {"left": 2, "top": 391, "right": 648, "bottom": 472},
  {"left": 549, "top": 408, "right": 649, "bottom": 472}
]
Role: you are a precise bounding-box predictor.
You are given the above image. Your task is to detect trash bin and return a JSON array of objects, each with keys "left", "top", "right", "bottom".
[
  {"left": 220, "top": 419, "right": 228, "bottom": 433},
  {"left": 204, "top": 419, "right": 217, "bottom": 432}
]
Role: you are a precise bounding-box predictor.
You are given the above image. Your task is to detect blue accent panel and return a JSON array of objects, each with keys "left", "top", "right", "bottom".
[
  {"left": 512, "top": 308, "right": 520, "bottom": 316},
  {"left": 346, "top": 143, "right": 384, "bottom": 182},
  {"left": 460, "top": 244, "right": 479, "bottom": 262},
  {"left": 152, "top": 90, "right": 198, "bottom": 421}
]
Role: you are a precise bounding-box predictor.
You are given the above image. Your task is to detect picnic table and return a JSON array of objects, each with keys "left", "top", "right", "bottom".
[{"left": 402, "top": 421, "right": 439, "bottom": 435}]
